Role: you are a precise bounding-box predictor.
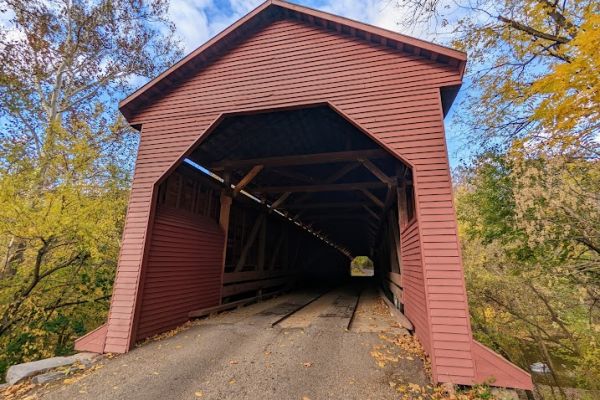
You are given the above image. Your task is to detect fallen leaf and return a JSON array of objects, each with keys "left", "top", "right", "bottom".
[
  {"left": 195, "top": 391, "right": 203, "bottom": 397},
  {"left": 229, "top": 379, "right": 236, "bottom": 385}
]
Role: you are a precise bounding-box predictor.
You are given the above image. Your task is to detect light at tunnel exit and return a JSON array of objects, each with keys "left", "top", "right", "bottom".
[{"left": 350, "top": 256, "right": 374, "bottom": 277}]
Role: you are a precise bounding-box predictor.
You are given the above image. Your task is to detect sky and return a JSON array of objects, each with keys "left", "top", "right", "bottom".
[
  {"left": 168, "top": 0, "right": 428, "bottom": 53},
  {"left": 0, "top": 0, "right": 468, "bottom": 167},
  {"left": 165, "top": 0, "right": 468, "bottom": 167}
]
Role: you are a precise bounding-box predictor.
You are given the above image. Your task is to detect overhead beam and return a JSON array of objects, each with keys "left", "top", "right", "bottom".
[
  {"left": 209, "top": 149, "right": 388, "bottom": 170},
  {"left": 286, "top": 201, "right": 367, "bottom": 210},
  {"left": 270, "top": 168, "right": 315, "bottom": 183},
  {"left": 255, "top": 181, "right": 387, "bottom": 193},
  {"left": 304, "top": 214, "right": 371, "bottom": 221},
  {"left": 233, "top": 165, "right": 263, "bottom": 195},
  {"left": 362, "top": 205, "right": 380, "bottom": 221},
  {"left": 202, "top": 161, "right": 353, "bottom": 263},
  {"left": 321, "top": 162, "right": 361, "bottom": 183},
  {"left": 282, "top": 163, "right": 361, "bottom": 211},
  {"left": 360, "top": 188, "right": 385, "bottom": 208},
  {"left": 271, "top": 192, "right": 292, "bottom": 209},
  {"left": 360, "top": 159, "right": 394, "bottom": 184}
]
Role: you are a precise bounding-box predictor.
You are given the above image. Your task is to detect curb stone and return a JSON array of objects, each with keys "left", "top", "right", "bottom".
[{"left": 5, "top": 352, "right": 99, "bottom": 385}]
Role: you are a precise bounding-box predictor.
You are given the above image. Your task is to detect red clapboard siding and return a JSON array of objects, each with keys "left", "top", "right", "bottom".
[
  {"left": 134, "top": 208, "right": 224, "bottom": 340},
  {"left": 74, "top": 324, "right": 108, "bottom": 353},
  {"left": 473, "top": 341, "right": 533, "bottom": 390},
  {"left": 400, "top": 221, "right": 431, "bottom": 355},
  {"left": 93, "top": 5, "right": 532, "bottom": 390}
]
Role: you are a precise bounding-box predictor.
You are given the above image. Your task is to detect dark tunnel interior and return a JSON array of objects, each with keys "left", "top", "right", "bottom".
[{"left": 155, "top": 105, "right": 413, "bottom": 297}]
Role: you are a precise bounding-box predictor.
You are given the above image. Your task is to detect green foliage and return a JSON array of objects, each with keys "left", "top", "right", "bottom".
[
  {"left": 0, "top": 120, "right": 129, "bottom": 379},
  {"left": 395, "top": 0, "right": 600, "bottom": 395},
  {"left": 351, "top": 256, "right": 374, "bottom": 277},
  {"left": 0, "top": 0, "right": 182, "bottom": 381},
  {"left": 456, "top": 151, "right": 600, "bottom": 392}
]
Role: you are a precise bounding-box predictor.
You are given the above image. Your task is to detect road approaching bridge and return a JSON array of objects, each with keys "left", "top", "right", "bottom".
[{"left": 33, "top": 285, "right": 430, "bottom": 400}]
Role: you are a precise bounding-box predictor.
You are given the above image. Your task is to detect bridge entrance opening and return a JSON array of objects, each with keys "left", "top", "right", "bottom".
[{"left": 137, "top": 104, "right": 413, "bottom": 332}]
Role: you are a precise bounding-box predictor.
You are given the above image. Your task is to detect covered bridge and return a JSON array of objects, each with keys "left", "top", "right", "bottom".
[{"left": 76, "top": 0, "right": 532, "bottom": 390}]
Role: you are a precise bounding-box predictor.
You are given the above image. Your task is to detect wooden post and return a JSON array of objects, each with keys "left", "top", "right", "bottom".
[
  {"left": 389, "top": 210, "right": 402, "bottom": 273},
  {"left": 395, "top": 171, "right": 409, "bottom": 290},
  {"left": 218, "top": 192, "right": 232, "bottom": 305},
  {"left": 219, "top": 194, "right": 232, "bottom": 232},
  {"left": 257, "top": 217, "right": 267, "bottom": 271},
  {"left": 234, "top": 213, "right": 266, "bottom": 272},
  {"left": 397, "top": 184, "right": 408, "bottom": 229},
  {"left": 268, "top": 228, "right": 285, "bottom": 270}
]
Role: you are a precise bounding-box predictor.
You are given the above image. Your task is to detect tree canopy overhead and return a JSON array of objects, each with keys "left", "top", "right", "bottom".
[{"left": 399, "top": 0, "right": 599, "bottom": 159}]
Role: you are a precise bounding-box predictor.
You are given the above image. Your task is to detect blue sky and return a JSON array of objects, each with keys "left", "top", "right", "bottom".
[
  {"left": 168, "top": 0, "right": 424, "bottom": 52},
  {"left": 166, "top": 0, "right": 468, "bottom": 167},
  {"left": 0, "top": 0, "right": 469, "bottom": 167}
]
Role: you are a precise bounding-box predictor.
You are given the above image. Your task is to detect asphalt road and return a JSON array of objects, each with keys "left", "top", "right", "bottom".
[{"left": 33, "top": 286, "right": 429, "bottom": 400}]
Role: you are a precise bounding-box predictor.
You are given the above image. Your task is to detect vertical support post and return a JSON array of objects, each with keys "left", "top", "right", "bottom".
[
  {"left": 257, "top": 217, "right": 267, "bottom": 271},
  {"left": 388, "top": 212, "right": 401, "bottom": 273},
  {"left": 235, "top": 213, "right": 266, "bottom": 272},
  {"left": 219, "top": 194, "right": 232, "bottom": 236},
  {"left": 397, "top": 182, "right": 408, "bottom": 229},
  {"left": 218, "top": 192, "right": 232, "bottom": 305},
  {"left": 268, "top": 228, "right": 285, "bottom": 270},
  {"left": 396, "top": 181, "right": 408, "bottom": 290}
]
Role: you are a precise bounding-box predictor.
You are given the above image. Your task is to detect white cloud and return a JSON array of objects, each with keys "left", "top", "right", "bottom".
[
  {"left": 167, "top": 0, "right": 441, "bottom": 54},
  {"left": 311, "top": 0, "right": 462, "bottom": 43},
  {"left": 167, "top": 0, "right": 215, "bottom": 52},
  {"left": 319, "top": 0, "right": 402, "bottom": 31}
]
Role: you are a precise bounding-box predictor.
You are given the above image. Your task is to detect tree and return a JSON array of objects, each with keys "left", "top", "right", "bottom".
[
  {"left": 394, "top": 0, "right": 599, "bottom": 394},
  {"left": 397, "top": 0, "right": 599, "bottom": 158},
  {"left": 456, "top": 152, "right": 600, "bottom": 394},
  {"left": 0, "top": 0, "right": 182, "bottom": 377}
]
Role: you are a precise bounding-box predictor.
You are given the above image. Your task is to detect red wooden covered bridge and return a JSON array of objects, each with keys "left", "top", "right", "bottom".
[{"left": 76, "top": 0, "right": 532, "bottom": 390}]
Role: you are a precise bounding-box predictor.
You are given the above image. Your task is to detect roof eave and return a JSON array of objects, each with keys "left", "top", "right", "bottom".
[
  {"left": 120, "top": 0, "right": 467, "bottom": 122},
  {"left": 118, "top": 0, "right": 274, "bottom": 117},
  {"left": 271, "top": 0, "right": 466, "bottom": 63}
]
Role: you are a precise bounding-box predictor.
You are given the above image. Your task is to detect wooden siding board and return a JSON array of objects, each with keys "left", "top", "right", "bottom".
[{"left": 134, "top": 209, "right": 224, "bottom": 340}]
